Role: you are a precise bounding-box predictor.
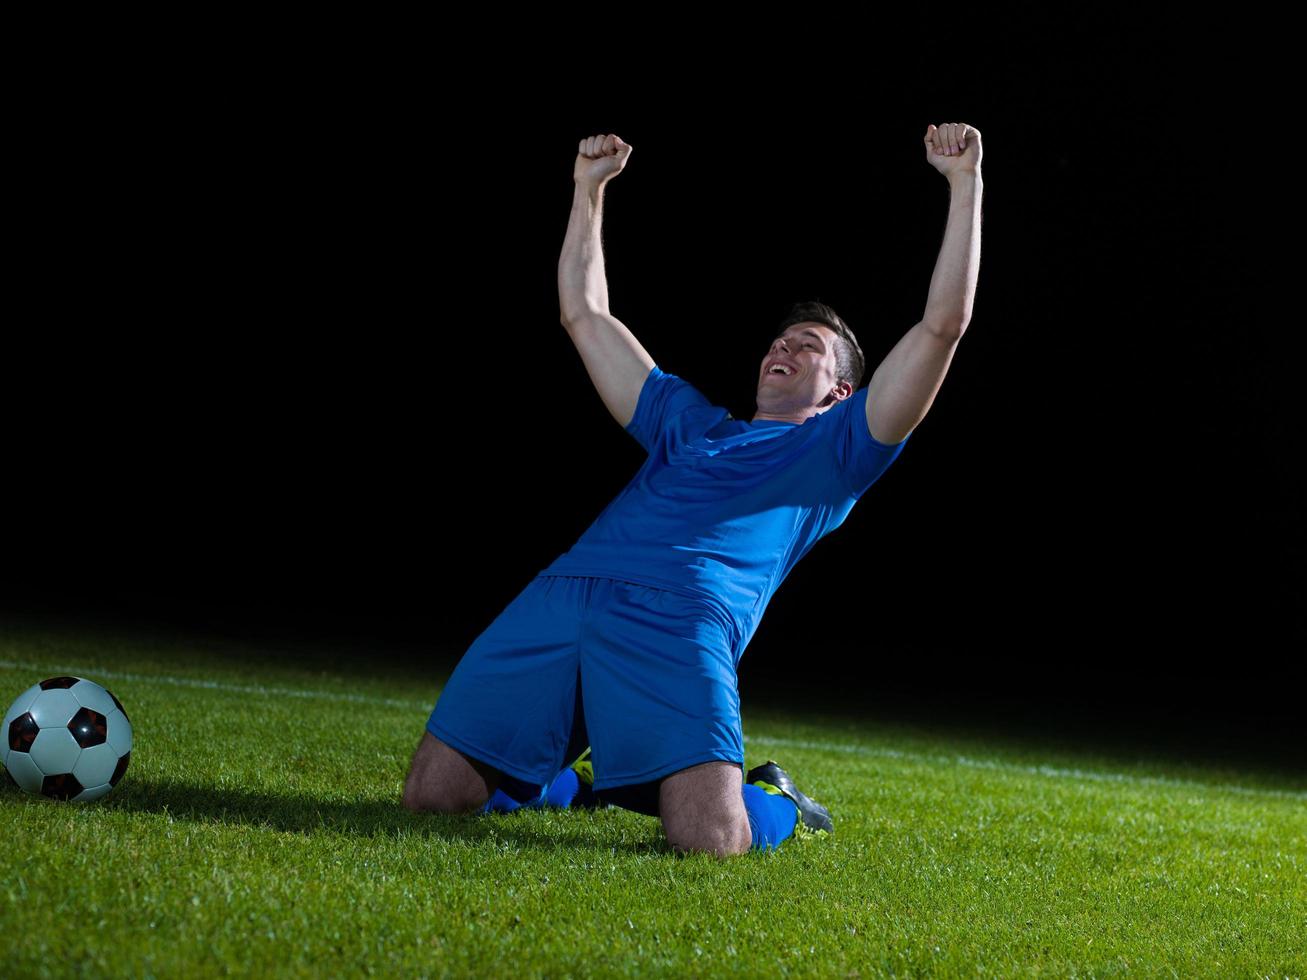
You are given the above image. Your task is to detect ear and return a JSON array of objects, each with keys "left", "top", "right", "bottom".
[{"left": 821, "top": 382, "right": 854, "bottom": 409}]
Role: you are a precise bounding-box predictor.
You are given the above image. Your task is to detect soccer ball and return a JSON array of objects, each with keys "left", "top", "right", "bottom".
[{"left": 2, "top": 675, "right": 133, "bottom": 802}]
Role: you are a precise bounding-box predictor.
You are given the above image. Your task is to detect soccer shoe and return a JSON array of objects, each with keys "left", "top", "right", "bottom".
[
  {"left": 569, "top": 746, "right": 594, "bottom": 787},
  {"left": 746, "top": 759, "right": 833, "bottom": 838},
  {"left": 567, "top": 746, "right": 603, "bottom": 809}
]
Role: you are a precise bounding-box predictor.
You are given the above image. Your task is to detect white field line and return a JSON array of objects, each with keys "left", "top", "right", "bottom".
[
  {"left": 0, "top": 658, "right": 429, "bottom": 712},
  {"left": 3, "top": 658, "right": 1304, "bottom": 802},
  {"left": 744, "top": 734, "right": 1307, "bottom": 802}
]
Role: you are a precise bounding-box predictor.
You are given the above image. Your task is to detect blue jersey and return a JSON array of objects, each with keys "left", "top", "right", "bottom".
[{"left": 537, "top": 364, "right": 910, "bottom": 662}]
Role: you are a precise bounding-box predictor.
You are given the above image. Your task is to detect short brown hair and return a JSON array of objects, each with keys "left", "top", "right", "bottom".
[{"left": 773, "top": 300, "right": 866, "bottom": 391}]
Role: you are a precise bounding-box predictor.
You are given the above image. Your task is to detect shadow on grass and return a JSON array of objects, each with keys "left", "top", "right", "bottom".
[{"left": 0, "top": 774, "right": 676, "bottom": 856}]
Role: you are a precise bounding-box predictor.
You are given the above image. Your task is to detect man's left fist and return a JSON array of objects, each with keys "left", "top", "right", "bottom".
[{"left": 924, "top": 122, "right": 982, "bottom": 177}]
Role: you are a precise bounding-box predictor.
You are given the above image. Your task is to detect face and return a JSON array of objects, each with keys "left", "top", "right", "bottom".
[{"left": 755, "top": 322, "right": 850, "bottom": 420}]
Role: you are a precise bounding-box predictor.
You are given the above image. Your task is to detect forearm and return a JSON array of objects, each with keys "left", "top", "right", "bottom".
[
  {"left": 923, "top": 172, "right": 983, "bottom": 333},
  {"left": 558, "top": 181, "right": 611, "bottom": 324}
]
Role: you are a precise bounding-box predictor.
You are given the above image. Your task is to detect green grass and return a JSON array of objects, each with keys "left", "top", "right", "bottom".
[{"left": 1, "top": 619, "right": 1304, "bottom": 978}]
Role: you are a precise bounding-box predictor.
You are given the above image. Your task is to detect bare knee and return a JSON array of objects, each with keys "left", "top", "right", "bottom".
[
  {"left": 402, "top": 731, "right": 500, "bottom": 813},
  {"left": 660, "top": 760, "right": 751, "bottom": 858},
  {"left": 668, "top": 824, "right": 751, "bottom": 858}
]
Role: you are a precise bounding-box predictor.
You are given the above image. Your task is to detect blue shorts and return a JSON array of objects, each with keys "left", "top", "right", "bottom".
[{"left": 426, "top": 574, "right": 743, "bottom": 808}]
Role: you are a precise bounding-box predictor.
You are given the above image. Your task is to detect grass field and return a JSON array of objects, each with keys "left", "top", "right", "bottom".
[{"left": 1, "top": 619, "right": 1304, "bottom": 978}]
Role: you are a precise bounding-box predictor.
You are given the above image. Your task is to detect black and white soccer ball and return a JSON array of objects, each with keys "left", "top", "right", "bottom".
[{"left": 2, "top": 676, "right": 133, "bottom": 802}]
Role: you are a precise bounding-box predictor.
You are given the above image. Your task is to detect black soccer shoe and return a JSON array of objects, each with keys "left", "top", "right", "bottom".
[{"left": 746, "top": 759, "right": 833, "bottom": 837}]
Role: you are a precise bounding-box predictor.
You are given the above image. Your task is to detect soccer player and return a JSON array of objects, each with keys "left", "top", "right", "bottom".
[{"left": 403, "top": 125, "right": 983, "bottom": 857}]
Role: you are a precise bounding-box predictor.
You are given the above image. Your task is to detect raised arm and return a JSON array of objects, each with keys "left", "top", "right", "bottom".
[
  {"left": 558, "top": 134, "right": 656, "bottom": 431},
  {"left": 862, "top": 123, "right": 983, "bottom": 446}
]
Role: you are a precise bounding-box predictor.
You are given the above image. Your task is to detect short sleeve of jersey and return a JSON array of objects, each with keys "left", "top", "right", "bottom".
[
  {"left": 624, "top": 364, "right": 715, "bottom": 454},
  {"left": 829, "top": 386, "right": 912, "bottom": 498}
]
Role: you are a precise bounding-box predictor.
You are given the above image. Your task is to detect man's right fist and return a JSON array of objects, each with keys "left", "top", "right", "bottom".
[{"left": 574, "top": 134, "right": 633, "bottom": 187}]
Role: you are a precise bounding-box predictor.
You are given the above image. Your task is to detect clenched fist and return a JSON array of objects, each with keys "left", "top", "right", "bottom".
[
  {"left": 924, "top": 122, "right": 982, "bottom": 178},
  {"left": 574, "top": 134, "right": 633, "bottom": 188}
]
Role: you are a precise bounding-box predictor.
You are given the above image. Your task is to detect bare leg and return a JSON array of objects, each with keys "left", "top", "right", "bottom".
[
  {"left": 659, "top": 760, "right": 751, "bottom": 858},
  {"left": 402, "top": 731, "right": 502, "bottom": 813}
]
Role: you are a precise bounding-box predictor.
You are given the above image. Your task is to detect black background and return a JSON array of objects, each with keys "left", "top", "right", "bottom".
[{"left": 3, "top": 25, "right": 1301, "bottom": 764}]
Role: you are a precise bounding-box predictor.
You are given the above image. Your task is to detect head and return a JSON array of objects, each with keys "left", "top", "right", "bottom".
[{"left": 753, "top": 301, "right": 866, "bottom": 423}]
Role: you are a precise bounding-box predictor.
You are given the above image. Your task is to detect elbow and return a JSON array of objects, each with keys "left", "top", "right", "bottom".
[
  {"left": 560, "top": 300, "right": 606, "bottom": 328},
  {"left": 924, "top": 315, "right": 967, "bottom": 339},
  {"left": 559, "top": 292, "right": 585, "bottom": 326}
]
